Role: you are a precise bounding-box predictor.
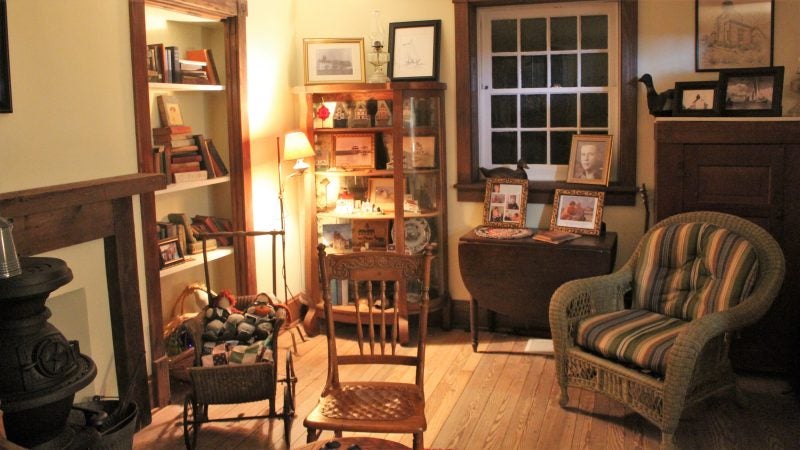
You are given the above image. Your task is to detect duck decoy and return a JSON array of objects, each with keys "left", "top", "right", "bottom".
[
  {"left": 479, "top": 158, "right": 529, "bottom": 180},
  {"left": 639, "top": 73, "right": 674, "bottom": 116}
]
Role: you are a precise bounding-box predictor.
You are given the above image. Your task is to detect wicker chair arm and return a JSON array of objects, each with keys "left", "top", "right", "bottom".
[{"left": 549, "top": 266, "right": 633, "bottom": 350}]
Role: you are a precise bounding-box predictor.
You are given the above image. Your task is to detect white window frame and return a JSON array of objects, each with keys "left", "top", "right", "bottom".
[{"left": 477, "top": 2, "right": 620, "bottom": 181}]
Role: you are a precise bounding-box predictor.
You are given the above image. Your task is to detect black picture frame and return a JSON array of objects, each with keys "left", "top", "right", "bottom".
[
  {"left": 717, "top": 66, "right": 783, "bottom": 117},
  {"left": 388, "top": 20, "right": 441, "bottom": 81},
  {"left": 673, "top": 80, "right": 720, "bottom": 116},
  {"left": 0, "top": 0, "right": 12, "bottom": 113},
  {"left": 695, "top": 0, "right": 774, "bottom": 72}
]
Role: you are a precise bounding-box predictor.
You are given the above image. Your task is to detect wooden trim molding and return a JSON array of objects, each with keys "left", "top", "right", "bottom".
[{"left": 452, "top": 0, "right": 638, "bottom": 206}]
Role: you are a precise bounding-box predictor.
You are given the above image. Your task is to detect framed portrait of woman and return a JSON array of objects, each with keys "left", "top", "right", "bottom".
[{"left": 566, "top": 134, "right": 613, "bottom": 186}]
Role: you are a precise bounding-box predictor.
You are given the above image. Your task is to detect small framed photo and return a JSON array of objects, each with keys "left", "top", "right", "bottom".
[
  {"left": 322, "top": 223, "right": 352, "bottom": 252},
  {"left": 388, "top": 20, "right": 441, "bottom": 81},
  {"left": 550, "top": 189, "right": 605, "bottom": 236},
  {"left": 717, "top": 66, "right": 783, "bottom": 117},
  {"left": 158, "top": 237, "right": 185, "bottom": 269},
  {"left": 368, "top": 177, "right": 403, "bottom": 212},
  {"left": 695, "top": 0, "right": 774, "bottom": 72},
  {"left": 566, "top": 135, "right": 613, "bottom": 186},
  {"left": 303, "top": 38, "right": 366, "bottom": 85},
  {"left": 673, "top": 81, "right": 719, "bottom": 116},
  {"left": 332, "top": 133, "right": 375, "bottom": 169},
  {"left": 402, "top": 136, "right": 436, "bottom": 168},
  {"left": 483, "top": 178, "right": 528, "bottom": 228}
]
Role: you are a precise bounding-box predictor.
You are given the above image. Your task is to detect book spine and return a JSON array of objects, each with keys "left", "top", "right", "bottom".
[
  {"left": 194, "top": 134, "right": 216, "bottom": 178},
  {"left": 167, "top": 213, "right": 198, "bottom": 243},
  {"left": 205, "top": 138, "right": 229, "bottom": 176},
  {"left": 167, "top": 46, "right": 181, "bottom": 83},
  {"left": 173, "top": 170, "right": 208, "bottom": 183}
]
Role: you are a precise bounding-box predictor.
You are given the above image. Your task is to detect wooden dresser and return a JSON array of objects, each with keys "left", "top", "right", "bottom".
[{"left": 654, "top": 118, "right": 800, "bottom": 379}]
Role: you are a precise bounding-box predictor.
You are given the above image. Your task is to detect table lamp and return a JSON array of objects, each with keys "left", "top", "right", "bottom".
[{"left": 283, "top": 131, "right": 315, "bottom": 173}]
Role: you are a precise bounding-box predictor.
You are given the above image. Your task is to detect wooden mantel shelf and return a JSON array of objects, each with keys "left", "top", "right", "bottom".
[{"left": 0, "top": 172, "right": 166, "bottom": 426}]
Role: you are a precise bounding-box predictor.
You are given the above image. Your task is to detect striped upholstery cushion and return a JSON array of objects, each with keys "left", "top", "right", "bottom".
[
  {"left": 632, "top": 222, "right": 759, "bottom": 321},
  {"left": 576, "top": 309, "right": 687, "bottom": 375}
]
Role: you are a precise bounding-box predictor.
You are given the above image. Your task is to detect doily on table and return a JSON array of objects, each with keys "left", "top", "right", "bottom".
[{"left": 474, "top": 226, "right": 534, "bottom": 239}]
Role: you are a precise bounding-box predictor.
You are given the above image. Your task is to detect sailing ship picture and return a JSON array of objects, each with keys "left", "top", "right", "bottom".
[
  {"left": 725, "top": 75, "right": 774, "bottom": 110},
  {"left": 718, "top": 66, "right": 783, "bottom": 116}
]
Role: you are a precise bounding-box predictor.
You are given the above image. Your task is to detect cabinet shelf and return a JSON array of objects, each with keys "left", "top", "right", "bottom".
[
  {"left": 317, "top": 210, "right": 439, "bottom": 220},
  {"left": 155, "top": 175, "right": 230, "bottom": 196},
  {"left": 159, "top": 246, "right": 233, "bottom": 278},
  {"left": 313, "top": 126, "right": 393, "bottom": 134},
  {"left": 149, "top": 82, "right": 224, "bottom": 92}
]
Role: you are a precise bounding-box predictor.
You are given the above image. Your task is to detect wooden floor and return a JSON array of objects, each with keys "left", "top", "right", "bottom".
[{"left": 133, "top": 327, "right": 800, "bottom": 449}]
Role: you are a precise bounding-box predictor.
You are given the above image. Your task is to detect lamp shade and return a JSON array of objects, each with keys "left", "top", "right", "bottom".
[{"left": 283, "top": 131, "right": 315, "bottom": 161}]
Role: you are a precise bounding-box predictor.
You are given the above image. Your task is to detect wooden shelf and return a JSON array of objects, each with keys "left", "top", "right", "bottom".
[
  {"left": 155, "top": 175, "right": 229, "bottom": 195},
  {"left": 148, "top": 82, "right": 224, "bottom": 92},
  {"left": 159, "top": 246, "right": 233, "bottom": 278},
  {"left": 317, "top": 210, "right": 439, "bottom": 220}
]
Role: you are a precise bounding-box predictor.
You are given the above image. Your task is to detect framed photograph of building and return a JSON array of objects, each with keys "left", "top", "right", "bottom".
[
  {"left": 673, "top": 80, "right": 720, "bottom": 116},
  {"left": 695, "top": 0, "right": 774, "bottom": 71},
  {"left": 718, "top": 66, "right": 783, "bottom": 116},
  {"left": 303, "top": 38, "right": 366, "bottom": 84},
  {"left": 332, "top": 133, "right": 375, "bottom": 169}
]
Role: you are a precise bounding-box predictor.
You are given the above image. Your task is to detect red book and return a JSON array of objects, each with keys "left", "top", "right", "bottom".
[{"left": 153, "top": 125, "right": 192, "bottom": 135}]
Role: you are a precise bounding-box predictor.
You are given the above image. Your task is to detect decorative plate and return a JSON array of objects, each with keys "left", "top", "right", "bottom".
[
  {"left": 392, "top": 218, "right": 431, "bottom": 254},
  {"left": 474, "top": 226, "right": 534, "bottom": 239}
]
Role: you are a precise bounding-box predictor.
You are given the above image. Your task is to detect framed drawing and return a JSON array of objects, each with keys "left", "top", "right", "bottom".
[
  {"left": 695, "top": 0, "right": 774, "bottom": 71},
  {"left": 566, "top": 135, "right": 613, "bottom": 186},
  {"left": 717, "top": 66, "right": 783, "bottom": 116},
  {"left": 1, "top": 0, "right": 11, "bottom": 113},
  {"left": 368, "top": 177, "right": 403, "bottom": 212},
  {"left": 303, "top": 38, "right": 366, "bottom": 84},
  {"left": 158, "top": 237, "right": 185, "bottom": 269},
  {"left": 402, "top": 136, "right": 436, "bottom": 168},
  {"left": 673, "top": 80, "right": 720, "bottom": 116},
  {"left": 483, "top": 178, "right": 528, "bottom": 228},
  {"left": 388, "top": 20, "right": 441, "bottom": 81},
  {"left": 332, "top": 133, "right": 375, "bottom": 169},
  {"left": 550, "top": 189, "right": 605, "bottom": 236}
]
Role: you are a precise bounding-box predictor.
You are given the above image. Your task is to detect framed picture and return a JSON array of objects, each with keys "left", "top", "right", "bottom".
[
  {"left": 368, "top": 177, "right": 404, "bottom": 212},
  {"left": 332, "top": 133, "right": 375, "bottom": 169},
  {"left": 0, "top": 0, "right": 11, "bottom": 113},
  {"left": 566, "top": 135, "right": 613, "bottom": 186},
  {"left": 402, "top": 136, "right": 436, "bottom": 168},
  {"left": 695, "top": 0, "right": 774, "bottom": 72},
  {"left": 388, "top": 20, "right": 441, "bottom": 81},
  {"left": 550, "top": 189, "right": 605, "bottom": 236},
  {"left": 351, "top": 219, "right": 390, "bottom": 250},
  {"left": 483, "top": 178, "right": 528, "bottom": 228},
  {"left": 303, "top": 38, "right": 366, "bottom": 85},
  {"left": 717, "top": 66, "right": 783, "bottom": 116},
  {"left": 158, "top": 237, "right": 185, "bottom": 269},
  {"left": 321, "top": 223, "right": 352, "bottom": 252},
  {"left": 673, "top": 81, "right": 720, "bottom": 116},
  {"left": 147, "top": 43, "right": 166, "bottom": 82}
]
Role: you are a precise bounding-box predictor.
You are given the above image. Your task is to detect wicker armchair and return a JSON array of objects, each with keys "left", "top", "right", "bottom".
[
  {"left": 304, "top": 244, "right": 435, "bottom": 449},
  {"left": 549, "top": 211, "right": 785, "bottom": 449}
]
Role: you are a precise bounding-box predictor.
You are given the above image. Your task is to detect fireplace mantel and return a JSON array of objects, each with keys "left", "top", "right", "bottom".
[{"left": 0, "top": 173, "right": 166, "bottom": 426}]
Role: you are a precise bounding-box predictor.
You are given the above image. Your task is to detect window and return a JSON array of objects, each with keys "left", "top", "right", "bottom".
[{"left": 454, "top": 0, "right": 638, "bottom": 205}]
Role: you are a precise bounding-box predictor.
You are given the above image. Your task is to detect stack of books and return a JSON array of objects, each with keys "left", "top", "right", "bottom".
[
  {"left": 179, "top": 58, "right": 210, "bottom": 84},
  {"left": 533, "top": 229, "right": 581, "bottom": 244},
  {"left": 152, "top": 125, "right": 209, "bottom": 183}
]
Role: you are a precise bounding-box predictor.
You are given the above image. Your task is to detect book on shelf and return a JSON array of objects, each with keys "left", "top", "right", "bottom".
[
  {"left": 152, "top": 145, "right": 166, "bottom": 175},
  {"left": 205, "top": 138, "right": 229, "bottom": 176},
  {"left": 154, "top": 135, "right": 195, "bottom": 147},
  {"left": 179, "top": 58, "right": 210, "bottom": 84},
  {"left": 169, "top": 144, "right": 200, "bottom": 154},
  {"left": 188, "top": 239, "right": 216, "bottom": 255},
  {"left": 170, "top": 161, "right": 202, "bottom": 172},
  {"left": 185, "top": 48, "right": 220, "bottom": 85},
  {"left": 167, "top": 213, "right": 198, "bottom": 243},
  {"left": 146, "top": 43, "right": 166, "bottom": 82},
  {"left": 153, "top": 125, "right": 192, "bottom": 135},
  {"left": 156, "top": 95, "right": 184, "bottom": 127},
  {"left": 194, "top": 134, "right": 216, "bottom": 178},
  {"left": 171, "top": 153, "right": 203, "bottom": 164},
  {"left": 533, "top": 229, "right": 581, "bottom": 244},
  {"left": 192, "top": 215, "right": 232, "bottom": 246},
  {"left": 173, "top": 170, "right": 208, "bottom": 183},
  {"left": 166, "top": 46, "right": 181, "bottom": 83}
]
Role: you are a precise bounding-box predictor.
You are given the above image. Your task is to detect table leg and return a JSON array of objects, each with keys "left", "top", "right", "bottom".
[{"left": 470, "top": 297, "right": 478, "bottom": 351}]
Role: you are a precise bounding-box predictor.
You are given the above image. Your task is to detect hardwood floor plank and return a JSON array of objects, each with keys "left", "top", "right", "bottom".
[{"left": 499, "top": 353, "right": 547, "bottom": 449}]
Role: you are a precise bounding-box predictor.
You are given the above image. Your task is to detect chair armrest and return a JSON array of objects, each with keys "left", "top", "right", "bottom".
[{"left": 549, "top": 266, "right": 633, "bottom": 350}]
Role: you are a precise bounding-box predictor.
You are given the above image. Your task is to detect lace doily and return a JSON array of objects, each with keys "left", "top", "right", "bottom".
[{"left": 474, "top": 226, "right": 534, "bottom": 239}]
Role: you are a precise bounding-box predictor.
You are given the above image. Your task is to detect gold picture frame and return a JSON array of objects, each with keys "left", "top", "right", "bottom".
[
  {"left": 550, "top": 189, "right": 605, "bottom": 236},
  {"left": 332, "top": 134, "right": 375, "bottom": 169},
  {"left": 483, "top": 178, "right": 528, "bottom": 228},
  {"left": 158, "top": 237, "right": 185, "bottom": 269},
  {"left": 566, "top": 134, "right": 613, "bottom": 186},
  {"left": 303, "top": 38, "right": 366, "bottom": 85},
  {"left": 368, "top": 177, "right": 404, "bottom": 212}
]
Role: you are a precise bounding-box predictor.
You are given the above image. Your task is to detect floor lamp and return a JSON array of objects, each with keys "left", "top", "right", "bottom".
[{"left": 276, "top": 131, "right": 314, "bottom": 350}]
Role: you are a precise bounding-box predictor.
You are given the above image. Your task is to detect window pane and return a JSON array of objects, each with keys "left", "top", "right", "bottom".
[
  {"left": 551, "top": 16, "right": 577, "bottom": 50},
  {"left": 492, "top": 56, "right": 518, "bottom": 89},
  {"left": 550, "top": 131, "right": 573, "bottom": 164},
  {"left": 521, "top": 131, "right": 547, "bottom": 164},
  {"left": 551, "top": 94, "right": 577, "bottom": 127},
  {"left": 521, "top": 55, "right": 547, "bottom": 88},
  {"left": 491, "top": 95, "right": 517, "bottom": 128},
  {"left": 551, "top": 54, "right": 577, "bottom": 87},
  {"left": 521, "top": 95, "right": 547, "bottom": 127},
  {"left": 520, "top": 18, "right": 546, "bottom": 51},
  {"left": 581, "top": 15, "right": 608, "bottom": 49},
  {"left": 492, "top": 19, "right": 517, "bottom": 52},
  {"left": 492, "top": 132, "right": 518, "bottom": 164},
  {"left": 581, "top": 93, "right": 608, "bottom": 128},
  {"left": 581, "top": 53, "right": 608, "bottom": 87}
]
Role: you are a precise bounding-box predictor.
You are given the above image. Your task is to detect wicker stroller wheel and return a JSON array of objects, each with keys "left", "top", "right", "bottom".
[
  {"left": 282, "top": 351, "right": 297, "bottom": 446},
  {"left": 183, "top": 394, "right": 205, "bottom": 449}
]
